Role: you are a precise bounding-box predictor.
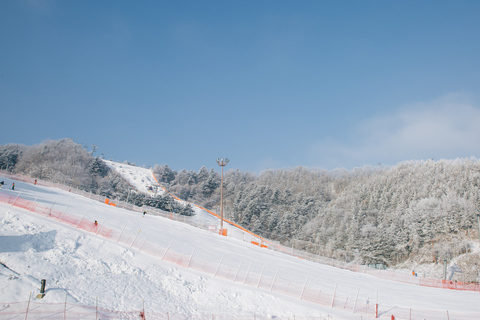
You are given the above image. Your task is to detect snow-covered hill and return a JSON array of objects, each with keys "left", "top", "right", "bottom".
[
  {"left": 103, "top": 160, "right": 256, "bottom": 243},
  {"left": 1, "top": 172, "right": 479, "bottom": 320},
  {"left": 103, "top": 160, "right": 164, "bottom": 195}
]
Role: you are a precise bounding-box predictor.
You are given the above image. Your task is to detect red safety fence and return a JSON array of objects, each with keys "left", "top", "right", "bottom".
[
  {"left": 3, "top": 299, "right": 368, "bottom": 320},
  {"left": 0, "top": 190, "right": 114, "bottom": 238},
  {"left": 357, "top": 266, "right": 480, "bottom": 293},
  {"left": 421, "top": 278, "right": 480, "bottom": 291}
]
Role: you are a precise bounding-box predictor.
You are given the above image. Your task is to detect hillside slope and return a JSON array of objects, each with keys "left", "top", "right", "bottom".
[{"left": 0, "top": 173, "right": 479, "bottom": 319}]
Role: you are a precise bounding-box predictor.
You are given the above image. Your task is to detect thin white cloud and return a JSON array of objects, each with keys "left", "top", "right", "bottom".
[{"left": 311, "top": 93, "right": 480, "bottom": 169}]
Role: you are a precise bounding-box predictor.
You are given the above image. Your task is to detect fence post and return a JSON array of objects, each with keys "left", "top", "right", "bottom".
[
  {"left": 214, "top": 256, "right": 224, "bottom": 277},
  {"left": 12, "top": 191, "right": 22, "bottom": 207},
  {"left": 75, "top": 212, "right": 87, "bottom": 228},
  {"left": 331, "top": 283, "right": 337, "bottom": 307},
  {"left": 29, "top": 196, "right": 38, "bottom": 212},
  {"left": 139, "top": 232, "right": 150, "bottom": 251},
  {"left": 117, "top": 225, "right": 127, "bottom": 242},
  {"left": 187, "top": 248, "right": 196, "bottom": 268},
  {"left": 96, "top": 218, "right": 108, "bottom": 236},
  {"left": 244, "top": 262, "right": 252, "bottom": 285},
  {"left": 233, "top": 260, "right": 243, "bottom": 282},
  {"left": 162, "top": 241, "right": 172, "bottom": 260},
  {"left": 270, "top": 268, "right": 279, "bottom": 291},
  {"left": 352, "top": 288, "right": 360, "bottom": 313},
  {"left": 257, "top": 265, "right": 265, "bottom": 288},
  {"left": 24, "top": 292, "right": 31, "bottom": 320},
  {"left": 47, "top": 201, "right": 56, "bottom": 216},
  {"left": 130, "top": 229, "right": 141, "bottom": 248},
  {"left": 64, "top": 293, "right": 67, "bottom": 320},
  {"left": 59, "top": 206, "right": 69, "bottom": 221},
  {"left": 300, "top": 276, "right": 309, "bottom": 300}
]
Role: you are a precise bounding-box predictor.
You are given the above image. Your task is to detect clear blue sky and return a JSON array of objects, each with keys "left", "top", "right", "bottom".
[{"left": 1, "top": 1, "right": 480, "bottom": 173}]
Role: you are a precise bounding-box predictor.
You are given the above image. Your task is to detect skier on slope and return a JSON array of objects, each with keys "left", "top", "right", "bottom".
[{"left": 12, "top": 183, "right": 15, "bottom": 190}]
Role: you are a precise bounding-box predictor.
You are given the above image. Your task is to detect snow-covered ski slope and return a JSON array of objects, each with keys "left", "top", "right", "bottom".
[
  {"left": 1, "top": 173, "right": 479, "bottom": 320},
  {"left": 103, "top": 160, "right": 256, "bottom": 243},
  {"left": 103, "top": 160, "right": 164, "bottom": 195}
]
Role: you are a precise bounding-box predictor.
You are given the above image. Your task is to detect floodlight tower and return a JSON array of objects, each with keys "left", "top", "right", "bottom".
[{"left": 216, "top": 157, "right": 229, "bottom": 234}]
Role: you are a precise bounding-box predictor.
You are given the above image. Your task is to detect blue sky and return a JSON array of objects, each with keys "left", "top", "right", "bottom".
[{"left": 1, "top": 1, "right": 480, "bottom": 173}]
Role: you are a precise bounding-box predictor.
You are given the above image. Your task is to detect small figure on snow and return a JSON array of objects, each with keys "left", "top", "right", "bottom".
[
  {"left": 34, "top": 179, "right": 37, "bottom": 185},
  {"left": 143, "top": 210, "right": 147, "bottom": 216},
  {"left": 0, "top": 181, "right": 4, "bottom": 188},
  {"left": 94, "top": 220, "right": 98, "bottom": 226},
  {"left": 12, "top": 183, "right": 15, "bottom": 190}
]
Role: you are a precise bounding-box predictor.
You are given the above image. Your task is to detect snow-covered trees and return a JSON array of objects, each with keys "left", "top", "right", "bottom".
[
  {"left": 1, "top": 139, "right": 131, "bottom": 198},
  {"left": 153, "top": 166, "right": 223, "bottom": 210},
  {"left": 0, "top": 144, "right": 25, "bottom": 171},
  {"left": 154, "top": 164, "right": 176, "bottom": 183},
  {"left": 222, "top": 160, "right": 480, "bottom": 267},
  {"left": 126, "top": 192, "right": 194, "bottom": 216}
]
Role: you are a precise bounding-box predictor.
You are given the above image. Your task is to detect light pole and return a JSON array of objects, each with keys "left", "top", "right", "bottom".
[
  {"left": 477, "top": 214, "right": 480, "bottom": 239},
  {"left": 216, "top": 157, "right": 229, "bottom": 235}
]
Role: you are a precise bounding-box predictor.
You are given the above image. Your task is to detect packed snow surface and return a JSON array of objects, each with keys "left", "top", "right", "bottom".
[{"left": 1, "top": 168, "right": 479, "bottom": 319}]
